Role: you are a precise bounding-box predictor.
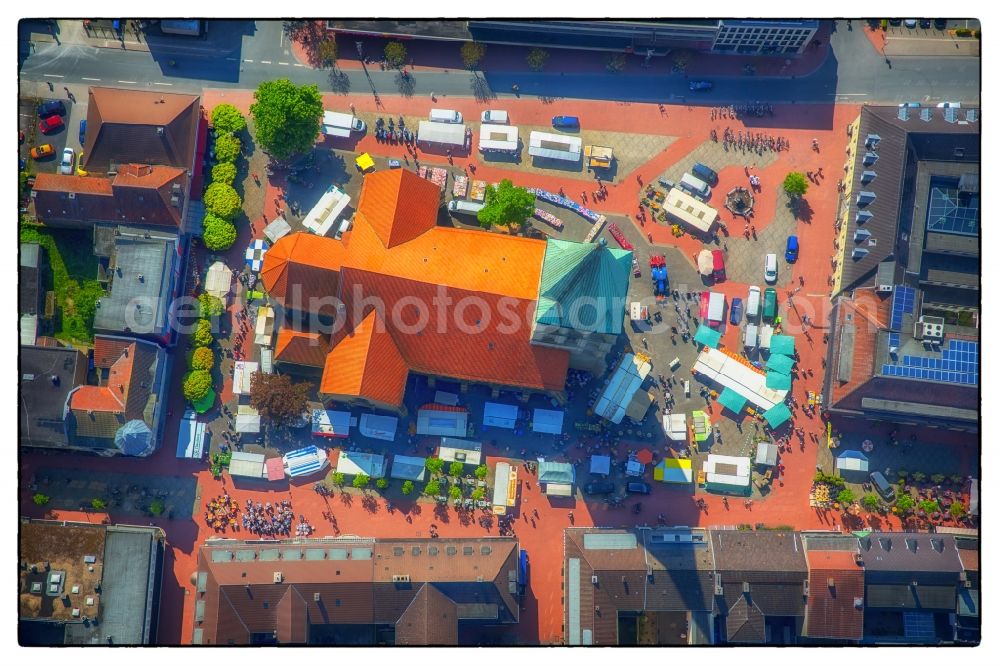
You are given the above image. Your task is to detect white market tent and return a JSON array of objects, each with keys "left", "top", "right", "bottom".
[
  {"left": 254, "top": 306, "right": 275, "bottom": 347},
  {"left": 434, "top": 391, "right": 459, "bottom": 406},
  {"left": 204, "top": 261, "right": 233, "bottom": 300},
  {"left": 175, "top": 410, "right": 206, "bottom": 459},
  {"left": 594, "top": 352, "right": 652, "bottom": 424},
  {"left": 704, "top": 454, "right": 751, "bottom": 489},
  {"left": 259, "top": 348, "right": 274, "bottom": 375},
  {"left": 302, "top": 185, "right": 351, "bottom": 237},
  {"left": 755, "top": 442, "right": 779, "bottom": 467},
  {"left": 263, "top": 217, "right": 292, "bottom": 244},
  {"left": 492, "top": 462, "right": 518, "bottom": 515},
  {"left": 665, "top": 188, "right": 718, "bottom": 234},
  {"left": 532, "top": 408, "right": 564, "bottom": 435},
  {"left": 590, "top": 455, "right": 611, "bottom": 475},
  {"left": 232, "top": 361, "right": 258, "bottom": 396},
  {"left": 663, "top": 413, "right": 688, "bottom": 441},
  {"left": 235, "top": 405, "right": 261, "bottom": 434},
  {"left": 836, "top": 450, "right": 870, "bottom": 473},
  {"left": 479, "top": 123, "right": 519, "bottom": 152},
  {"left": 336, "top": 450, "right": 387, "bottom": 478},
  {"left": 438, "top": 438, "right": 482, "bottom": 465},
  {"left": 283, "top": 445, "right": 330, "bottom": 478},
  {"left": 390, "top": 455, "right": 427, "bottom": 482},
  {"left": 229, "top": 452, "right": 267, "bottom": 480},
  {"left": 311, "top": 409, "right": 353, "bottom": 438},
  {"left": 483, "top": 402, "right": 518, "bottom": 429},
  {"left": 417, "top": 120, "right": 467, "bottom": 147},
  {"left": 693, "top": 347, "right": 787, "bottom": 411},
  {"left": 528, "top": 131, "right": 582, "bottom": 162},
  {"left": 417, "top": 408, "right": 468, "bottom": 437},
  {"left": 359, "top": 413, "right": 398, "bottom": 441}
]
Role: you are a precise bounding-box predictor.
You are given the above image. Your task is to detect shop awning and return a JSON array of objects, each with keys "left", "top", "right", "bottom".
[
  {"left": 694, "top": 324, "right": 722, "bottom": 349},
  {"left": 755, "top": 442, "right": 779, "bottom": 467},
  {"left": 538, "top": 461, "right": 575, "bottom": 485},
  {"left": 232, "top": 361, "right": 258, "bottom": 396},
  {"left": 483, "top": 402, "right": 518, "bottom": 429},
  {"left": 417, "top": 408, "right": 468, "bottom": 437},
  {"left": 235, "top": 405, "right": 261, "bottom": 433},
  {"left": 390, "top": 455, "right": 427, "bottom": 481},
  {"left": 311, "top": 409, "right": 353, "bottom": 438},
  {"left": 359, "top": 413, "right": 398, "bottom": 442},
  {"left": 654, "top": 458, "right": 693, "bottom": 484},
  {"left": 836, "top": 450, "right": 869, "bottom": 472},
  {"left": 417, "top": 120, "right": 467, "bottom": 146},
  {"left": 265, "top": 457, "right": 285, "bottom": 481},
  {"left": 334, "top": 450, "right": 386, "bottom": 479},
  {"left": 770, "top": 334, "right": 796, "bottom": 356},
  {"left": 545, "top": 482, "right": 574, "bottom": 497},
  {"left": 438, "top": 438, "right": 482, "bottom": 465},
  {"left": 663, "top": 413, "right": 688, "bottom": 441},
  {"left": 766, "top": 354, "right": 794, "bottom": 374},
  {"left": 763, "top": 402, "right": 793, "bottom": 428},
  {"left": 718, "top": 387, "right": 747, "bottom": 414},
  {"left": 766, "top": 371, "right": 792, "bottom": 390},
  {"left": 532, "top": 408, "right": 564, "bottom": 435},
  {"left": 283, "top": 445, "right": 330, "bottom": 478},
  {"left": 176, "top": 411, "right": 206, "bottom": 459},
  {"left": 704, "top": 454, "right": 751, "bottom": 489},
  {"left": 590, "top": 455, "right": 611, "bottom": 475},
  {"left": 229, "top": 452, "right": 267, "bottom": 479}
]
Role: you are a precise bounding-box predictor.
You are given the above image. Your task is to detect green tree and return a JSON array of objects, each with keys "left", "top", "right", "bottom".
[
  {"left": 918, "top": 499, "right": 941, "bottom": 514},
  {"left": 211, "top": 162, "right": 237, "bottom": 186},
  {"left": 471, "top": 488, "right": 485, "bottom": 501},
  {"left": 861, "top": 494, "right": 880, "bottom": 511},
  {"left": 448, "top": 485, "right": 463, "bottom": 500},
  {"left": 425, "top": 457, "right": 444, "bottom": 475},
  {"left": 32, "top": 493, "right": 50, "bottom": 506},
  {"left": 332, "top": 472, "right": 346, "bottom": 488},
  {"left": 250, "top": 79, "right": 324, "bottom": 161},
  {"left": 477, "top": 179, "right": 535, "bottom": 230},
  {"left": 401, "top": 480, "right": 414, "bottom": 496},
  {"left": 836, "top": 489, "right": 855, "bottom": 505},
  {"left": 911, "top": 471, "right": 927, "bottom": 483},
  {"left": 202, "top": 214, "right": 238, "bottom": 251},
  {"left": 526, "top": 47, "right": 549, "bottom": 71},
  {"left": 193, "top": 319, "right": 214, "bottom": 347},
  {"left": 782, "top": 172, "right": 809, "bottom": 198},
  {"left": 424, "top": 480, "right": 441, "bottom": 497},
  {"left": 203, "top": 182, "right": 243, "bottom": 221},
  {"left": 214, "top": 133, "right": 242, "bottom": 163},
  {"left": 449, "top": 461, "right": 465, "bottom": 478},
  {"left": 91, "top": 498, "right": 107, "bottom": 511},
  {"left": 949, "top": 502, "right": 967, "bottom": 519},
  {"left": 316, "top": 36, "right": 338, "bottom": 67},
  {"left": 353, "top": 473, "right": 370, "bottom": 490},
  {"left": 210, "top": 103, "right": 247, "bottom": 135},
  {"left": 460, "top": 41, "right": 487, "bottom": 69},
  {"left": 149, "top": 499, "right": 165, "bottom": 517},
  {"left": 198, "top": 293, "right": 225, "bottom": 319},
  {"left": 191, "top": 346, "right": 215, "bottom": 371},
  {"left": 183, "top": 370, "right": 213, "bottom": 402},
  {"left": 384, "top": 41, "right": 407, "bottom": 68},
  {"left": 249, "top": 372, "right": 312, "bottom": 426},
  {"left": 895, "top": 494, "right": 915, "bottom": 513},
  {"left": 376, "top": 477, "right": 389, "bottom": 490},
  {"left": 930, "top": 473, "right": 946, "bottom": 485},
  {"left": 475, "top": 464, "right": 489, "bottom": 480}
]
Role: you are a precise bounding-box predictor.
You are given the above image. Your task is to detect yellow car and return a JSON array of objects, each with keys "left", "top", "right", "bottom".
[
  {"left": 76, "top": 151, "right": 88, "bottom": 176},
  {"left": 30, "top": 144, "right": 55, "bottom": 159}
]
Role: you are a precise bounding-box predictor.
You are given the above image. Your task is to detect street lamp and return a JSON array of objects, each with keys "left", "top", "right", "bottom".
[{"left": 355, "top": 41, "right": 364, "bottom": 58}]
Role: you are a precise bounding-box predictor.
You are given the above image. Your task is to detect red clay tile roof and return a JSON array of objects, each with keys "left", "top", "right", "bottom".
[
  {"left": 92, "top": 336, "right": 132, "bottom": 369},
  {"left": 260, "top": 233, "right": 346, "bottom": 313},
  {"left": 394, "top": 584, "right": 459, "bottom": 646},
  {"left": 355, "top": 169, "right": 441, "bottom": 248},
  {"left": 321, "top": 310, "right": 409, "bottom": 406},
  {"left": 828, "top": 290, "right": 889, "bottom": 406},
  {"left": 274, "top": 327, "right": 329, "bottom": 367},
  {"left": 804, "top": 551, "right": 865, "bottom": 640},
  {"left": 33, "top": 173, "right": 115, "bottom": 195},
  {"left": 70, "top": 341, "right": 136, "bottom": 413}
]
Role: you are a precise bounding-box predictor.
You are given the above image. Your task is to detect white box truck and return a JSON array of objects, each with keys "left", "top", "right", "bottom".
[{"left": 322, "top": 111, "right": 366, "bottom": 138}]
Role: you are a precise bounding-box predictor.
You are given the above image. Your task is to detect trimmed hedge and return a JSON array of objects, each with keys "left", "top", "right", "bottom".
[
  {"left": 214, "top": 133, "right": 241, "bottom": 163},
  {"left": 210, "top": 103, "right": 247, "bottom": 135},
  {"left": 191, "top": 346, "right": 215, "bottom": 371},
  {"left": 193, "top": 319, "right": 214, "bottom": 348},
  {"left": 183, "top": 370, "right": 213, "bottom": 402},
  {"left": 211, "top": 162, "right": 237, "bottom": 186},
  {"left": 202, "top": 213, "right": 238, "bottom": 251},
  {"left": 203, "top": 182, "right": 242, "bottom": 221}
]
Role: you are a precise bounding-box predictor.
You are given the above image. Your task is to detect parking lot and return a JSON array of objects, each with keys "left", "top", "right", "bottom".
[{"left": 19, "top": 94, "right": 87, "bottom": 178}]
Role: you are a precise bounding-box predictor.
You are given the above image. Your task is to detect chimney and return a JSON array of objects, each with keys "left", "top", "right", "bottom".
[
  {"left": 313, "top": 592, "right": 321, "bottom": 602},
  {"left": 827, "top": 577, "right": 836, "bottom": 588}
]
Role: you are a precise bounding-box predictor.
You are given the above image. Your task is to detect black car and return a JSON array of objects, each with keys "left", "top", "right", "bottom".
[
  {"left": 38, "top": 100, "right": 66, "bottom": 118},
  {"left": 626, "top": 482, "right": 651, "bottom": 495},
  {"left": 919, "top": 19, "right": 932, "bottom": 29},
  {"left": 934, "top": 19, "right": 948, "bottom": 30},
  {"left": 584, "top": 480, "right": 615, "bottom": 495}
]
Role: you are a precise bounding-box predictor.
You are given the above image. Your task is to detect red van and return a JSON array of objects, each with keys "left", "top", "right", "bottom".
[{"left": 711, "top": 250, "right": 726, "bottom": 282}]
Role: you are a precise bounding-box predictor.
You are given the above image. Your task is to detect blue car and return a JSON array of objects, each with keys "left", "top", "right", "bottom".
[
  {"left": 689, "top": 80, "right": 713, "bottom": 92},
  {"left": 38, "top": 100, "right": 66, "bottom": 118},
  {"left": 785, "top": 235, "right": 799, "bottom": 263},
  {"left": 729, "top": 297, "right": 743, "bottom": 325},
  {"left": 79, "top": 119, "right": 87, "bottom": 145},
  {"left": 551, "top": 116, "right": 580, "bottom": 130}
]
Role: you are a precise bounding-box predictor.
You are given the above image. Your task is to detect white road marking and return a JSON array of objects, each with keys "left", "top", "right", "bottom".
[
  {"left": 293, "top": 63, "right": 304, "bottom": 67},
  {"left": 837, "top": 93, "right": 869, "bottom": 96},
  {"left": 260, "top": 60, "right": 272, "bottom": 64},
  {"left": 244, "top": 59, "right": 254, "bottom": 63},
  {"left": 118, "top": 80, "right": 137, "bottom": 84},
  {"left": 81, "top": 77, "right": 101, "bottom": 81},
  {"left": 278, "top": 62, "right": 289, "bottom": 66},
  {"left": 154, "top": 82, "right": 174, "bottom": 86},
  {"left": 226, "top": 57, "right": 239, "bottom": 62},
  {"left": 43, "top": 74, "right": 64, "bottom": 78}
]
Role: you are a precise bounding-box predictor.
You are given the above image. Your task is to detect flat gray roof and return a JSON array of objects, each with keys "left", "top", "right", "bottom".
[
  {"left": 94, "top": 235, "right": 175, "bottom": 336},
  {"left": 860, "top": 397, "right": 978, "bottom": 422},
  {"left": 98, "top": 527, "right": 159, "bottom": 645}
]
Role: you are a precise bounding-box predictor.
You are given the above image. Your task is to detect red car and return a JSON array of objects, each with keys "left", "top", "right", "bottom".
[{"left": 39, "top": 115, "right": 64, "bottom": 134}]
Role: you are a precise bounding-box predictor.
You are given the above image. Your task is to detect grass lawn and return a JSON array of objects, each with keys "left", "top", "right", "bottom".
[{"left": 20, "top": 220, "right": 104, "bottom": 345}]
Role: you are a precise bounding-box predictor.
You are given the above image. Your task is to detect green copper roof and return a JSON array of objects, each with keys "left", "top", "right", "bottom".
[{"left": 535, "top": 239, "right": 632, "bottom": 334}]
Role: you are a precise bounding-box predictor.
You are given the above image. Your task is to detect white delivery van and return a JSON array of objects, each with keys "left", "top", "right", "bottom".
[
  {"left": 481, "top": 110, "right": 509, "bottom": 124},
  {"left": 449, "top": 200, "right": 484, "bottom": 215},
  {"left": 680, "top": 172, "right": 712, "bottom": 200},
  {"left": 334, "top": 217, "right": 353, "bottom": 240},
  {"left": 322, "top": 111, "right": 366, "bottom": 138},
  {"left": 744, "top": 323, "right": 759, "bottom": 350},
  {"left": 746, "top": 286, "right": 761, "bottom": 320},
  {"left": 430, "top": 109, "right": 463, "bottom": 124},
  {"left": 707, "top": 292, "right": 725, "bottom": 325}
]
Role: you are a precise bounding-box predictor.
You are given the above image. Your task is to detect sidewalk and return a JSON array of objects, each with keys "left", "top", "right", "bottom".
[
  {"left": 862, "top": 24, "right": 980, "bottom": 57},
  {"left": 29, "top": 19, "right": 151, "bottom": 53}
]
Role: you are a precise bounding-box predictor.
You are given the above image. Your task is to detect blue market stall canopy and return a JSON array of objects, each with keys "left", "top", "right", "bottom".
[
  {"left": 762, "top": 402, "right": 793, "bottom": 428},
  {"left": 282, "top": 445, "right": 329, "bottom": 478},
  {"left": 836, "top": 450, "right": 870, "bottom": 472},
  {"left": 484, "top": 402, "right": 519, "bottom": 429},
  {"left": 245, "top": 239, "right": 270, "bottom": 273},
  {"left": 590, "top": 455, "right": 611, "bottom": 475},
  {"left": 718, "top": 387, "right": 747, "bottom": 414},
  {"left": 532, "top": 408, "right": 565, "bottom": 435},
  {"left": 694, "top": 324, "right": 722, "bottom": 349},
  {"left": 766, "top": 371, "right": 792, "bottom": 390},
  {"left": 766, "top": 353, "right": 794, "bottom": 374},
  {"left": 770, "top": 334, "right": 795, "bottom": 356}
]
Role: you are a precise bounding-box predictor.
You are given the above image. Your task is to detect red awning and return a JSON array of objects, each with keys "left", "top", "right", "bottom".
[
  {"left": 265, "top": 457, "right": 285, "bottom": 481},
  {"left": 189, "top": 112, "right": 209, "bottom": 200},
  {"left": 635, "top": 448, "right": 654, "bottom": 465}
]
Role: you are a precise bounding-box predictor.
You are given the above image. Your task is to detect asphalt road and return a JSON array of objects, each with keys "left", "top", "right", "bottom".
[{"left": 18, "top": 20, "right": 980, "bottom": 107}]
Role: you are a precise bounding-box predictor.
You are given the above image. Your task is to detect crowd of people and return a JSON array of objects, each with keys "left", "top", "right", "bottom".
[
  {"left": 243, "top": 498, "right": 295, "bottom": 537},
  {"left": 204, "top": 493, "right": 240, "bottom": 533}
]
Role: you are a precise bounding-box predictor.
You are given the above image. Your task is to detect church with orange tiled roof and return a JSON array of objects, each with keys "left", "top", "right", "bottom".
[{"left": 261, "top": 169, "right": 632, "bottom": 414}]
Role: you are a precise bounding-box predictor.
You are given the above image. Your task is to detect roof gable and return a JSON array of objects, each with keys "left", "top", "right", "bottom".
[
  {"left": 321, "top": 309, "right": 409, "bottom": 405},
  {"left": 274, "top": 328, "right": 329, "bottom": 367},
  {"left": 355, "top": 169, "right": 441, "bottom": 248},
  {"left": 536, "top": 239, "right": 632, "bottom": 334}
]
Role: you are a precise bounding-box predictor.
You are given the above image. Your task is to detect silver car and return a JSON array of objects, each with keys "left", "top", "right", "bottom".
[{"left": 59, "top": 147, "right": 75, "bottom": 175}]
